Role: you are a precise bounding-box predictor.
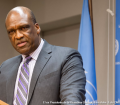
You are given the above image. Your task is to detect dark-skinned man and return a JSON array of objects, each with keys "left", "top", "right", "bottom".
[{"left": 0, "top": 6, "right": 86, "bottom": 105}]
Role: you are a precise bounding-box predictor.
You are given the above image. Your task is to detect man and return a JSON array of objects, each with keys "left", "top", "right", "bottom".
[{"left": 0, "top": 6, "right": 86, "bottom": 105}]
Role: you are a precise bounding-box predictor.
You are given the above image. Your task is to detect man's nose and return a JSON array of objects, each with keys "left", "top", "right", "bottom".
[{"left": 15, "top": 30, "right": 24, "bottom": 39}]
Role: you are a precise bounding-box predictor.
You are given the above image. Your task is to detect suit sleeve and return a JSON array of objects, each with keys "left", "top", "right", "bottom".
[{"left": 60, "top": 50, "right": 86, "bottom": 105}]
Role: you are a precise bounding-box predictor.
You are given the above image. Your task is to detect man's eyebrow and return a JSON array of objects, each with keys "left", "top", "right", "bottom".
[
  {"left": 20, "top": 24, "right": 30, "bottom": 27},
  {"left": 7, "top": 24, "right": 30, "bottom": 30},
  {"left": 7, "top": 27, "right": 14, "bottom": 31}
]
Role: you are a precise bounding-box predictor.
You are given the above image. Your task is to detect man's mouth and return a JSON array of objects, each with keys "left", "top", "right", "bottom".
[{"left": 17, "top": 41, "right": 27, "bottom": 47}]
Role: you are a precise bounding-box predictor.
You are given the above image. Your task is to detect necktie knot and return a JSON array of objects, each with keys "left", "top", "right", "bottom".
[{"left": 25, "top": 56, "right": 32, "bottom": 64}]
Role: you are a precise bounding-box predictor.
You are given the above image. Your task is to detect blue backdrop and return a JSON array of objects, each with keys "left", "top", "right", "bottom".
[{"left": 115, "top": 0, "right": 120, "bottom": 104}]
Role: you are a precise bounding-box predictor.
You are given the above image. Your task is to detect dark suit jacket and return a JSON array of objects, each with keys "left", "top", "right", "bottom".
[{"left": 0, "top": 40, "right": 86, "bottom": 105}]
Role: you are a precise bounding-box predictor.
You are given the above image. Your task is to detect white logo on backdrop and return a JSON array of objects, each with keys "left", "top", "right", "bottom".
[
  {"left": 85, "top": 71, "right": 97, "bottom": 105},
  {"left": 115, "top": 39, "right": 119, "bottom": 56}
]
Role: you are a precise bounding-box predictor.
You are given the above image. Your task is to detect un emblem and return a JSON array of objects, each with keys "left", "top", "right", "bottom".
[{"left": 115, "top": 39, "right": 119, "bottom": 56}]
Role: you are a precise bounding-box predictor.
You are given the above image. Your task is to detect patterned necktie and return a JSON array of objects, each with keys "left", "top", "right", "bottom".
[{"left": 16, "top": 56, "right": 32, "bottom": 105}]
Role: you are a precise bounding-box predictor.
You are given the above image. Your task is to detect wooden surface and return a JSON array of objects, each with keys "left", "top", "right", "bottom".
[{"left": 0, "top": 100, "right": 9, "bottom": 105}]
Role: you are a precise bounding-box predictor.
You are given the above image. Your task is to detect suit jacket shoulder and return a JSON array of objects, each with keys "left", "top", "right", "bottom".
[
  {"left": 51, "top": 45, "right": 83, "bottom": 67},
  {"left": 0, "top": 55, "right": 22, "bottom": 72}
]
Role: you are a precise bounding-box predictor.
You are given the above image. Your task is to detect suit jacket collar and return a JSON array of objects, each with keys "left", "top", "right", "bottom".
[{"left": 42, "top": 39, "right": 52, "bottom": 54}]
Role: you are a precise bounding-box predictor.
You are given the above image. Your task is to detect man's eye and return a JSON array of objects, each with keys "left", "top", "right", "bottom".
[
  {"left": 21, "top": 27, "right": 26, "bottom": 30},
  {"left": 21, "top": 26, "right": 29, "bottom": 31},
  {"left": 8, "top": 30, "right": 15, "bottom": 35}
]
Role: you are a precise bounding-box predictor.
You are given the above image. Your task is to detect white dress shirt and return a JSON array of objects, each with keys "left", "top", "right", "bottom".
[{"left": 13, "top": 39, "right": 44, "bottom": 105}]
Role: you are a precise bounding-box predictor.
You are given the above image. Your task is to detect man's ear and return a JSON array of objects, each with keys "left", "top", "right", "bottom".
[{"left": 35, "top": 23, "right": 41, "bottom": 35}]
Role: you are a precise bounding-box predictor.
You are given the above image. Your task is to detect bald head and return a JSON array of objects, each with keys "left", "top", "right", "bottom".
[{"left": 5, "top": 6, "right": 37, "bottom": 25}]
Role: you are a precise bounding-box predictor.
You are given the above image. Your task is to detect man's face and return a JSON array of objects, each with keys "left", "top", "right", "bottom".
[{"left": 5, "top": 11, "right": 40, "bottom": 55}]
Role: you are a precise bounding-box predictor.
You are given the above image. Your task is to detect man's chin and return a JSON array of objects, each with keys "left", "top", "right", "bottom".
[{"left": 16, "top": 48, "right": 30, "bottom": 55}]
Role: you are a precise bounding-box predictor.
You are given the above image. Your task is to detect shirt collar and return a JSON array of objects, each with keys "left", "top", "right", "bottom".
[{"left": 22, "top": 38, "right": 44, "bottom": 61}]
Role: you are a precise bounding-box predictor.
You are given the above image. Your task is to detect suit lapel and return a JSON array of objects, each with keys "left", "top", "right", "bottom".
[
  {"left": 27, "top": 40, "right": 52, "bottom": 104},
  {"left": 6, "top": 55, "right": 22, "bottom": 105}
]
